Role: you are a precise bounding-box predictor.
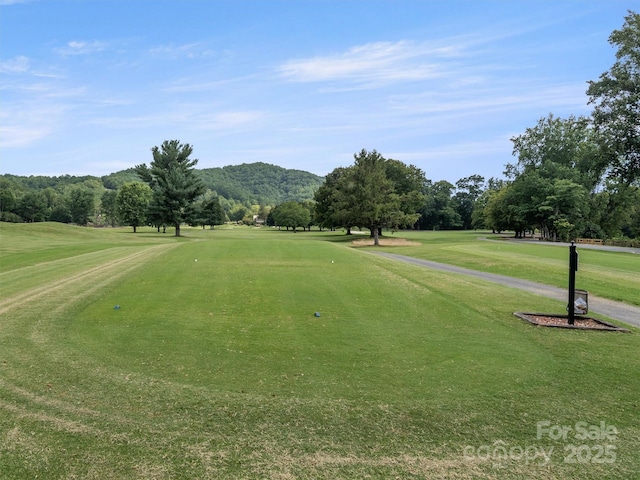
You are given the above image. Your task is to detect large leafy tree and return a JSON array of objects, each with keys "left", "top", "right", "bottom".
[
  {"left": 348, "top": 150, "right": 400, "bottom": 245},
  {"left": 188, "top": 196, "right": 226, "bottom": 228},
  {"left": 135, "top": 140, "right": 205, "bottom": 237},
  {"left": 101, "top": 190, "right": 118, "bottom": 227},
  {"left": 116, "top": 181, "right": 152, "bottom": 233},
  {"left": 453, "top": 175, "right": 485, "bottom": 230},
  {"left": 587, "top": 10, "right": 640, "bottom": 184},
  {"left": 471, "top": 177, "right": 504, "bottom": 230},
  {"left": 271, "top": 201, "right": 311, "bottom": 231},
  {"left": 0, "top": 182, "right": 19, "bottom": 219},
  {"left": 315, "top": 149, "right": 425, "bottom": 245},
  {"left": 314, "top": 167, "right": 357, "bottom": 232},
  {"left": 202, "top": 197, "right": 226, "bottom": 228},
  {"left": 67, "top": 185, "right": 95, "bottom": 226},
  {"left": 419, "top": 180, "right": 462, "bottom": 230},
  {"left": 507, "top": 114, "right": 604, "bottom": 240},
  {"left": 17, "top": 191, "right": 48, "bottom": 222}
]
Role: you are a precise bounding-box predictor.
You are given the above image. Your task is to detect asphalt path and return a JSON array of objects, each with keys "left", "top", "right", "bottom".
[{"left": 370, "top": 251, "right": 640, "bottom": 329}]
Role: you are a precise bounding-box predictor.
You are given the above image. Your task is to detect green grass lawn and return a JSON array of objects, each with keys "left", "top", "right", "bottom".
[{"left": 0, "top": 223, "right": 638, "bottom": 479}]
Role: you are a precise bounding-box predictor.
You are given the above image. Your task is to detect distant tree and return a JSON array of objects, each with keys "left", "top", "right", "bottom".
[
  {"left": 146, "top": 196, "right": 170, "bottom": 233},
  {"left": 384, "top": 158, "right": 428, "bottom": 224},
  {"left": 314, "top": 167, "right": 357, "bottom": 232},
  {"left": 135, "top": 140, "right": 205, "bottom": 236},
  {"left": 205, "top": 197, "right": 226, "bottom": 228},
  {"left": 471, "top": 177, "right": 504, "bottom": 230},
  {"left": 271, "top": 201, "right": 311, "bottom": 231},
  {"left": 257, "top": 204, "right": 272, "bottom": 225},
  {"left": 299, "top": 200, "right": 316, "bottom": 230},
  {"left": 101, "top": 168, "right": 142, "bottom": 190},
  {"left": 419, "top": 180, "right": 462, "bottom": 230},
  {"left": 453, "top": 175, "right": 485, "bottom": 229},
  {"left": 315, "top": 150, "right": 425, "bottom": 244},
  {"left": 49, "top": 204, "right": 72, "bottom": 223},
  {"left": 116, "top": 182, "right": 152, "bottom": 232},
  {"left": 67, "top": 186, "right": 95, "bottom": 225},
  {"left": 0, "top": 182, "right": 18, "bottom": 217},
  {"left": 101, "top": 190, "right": 118, "bottom": 227},
  {"left": 349, "top": 150, "right": 402, "bottom": 244},
  {"left": 17, "top": 191, "right": 48, "bottom": 222},
  {"left": 590, "top": 181, "right": 640, "bottom": 238},
  {"left": 621, "top": 187, "right": 640, "bottom": 238},
  {"left": 508, "top": 114, "right": 604, "bottom": 240},
  {"left": 587, "top": 10, "right": 640, "bottom": 184},
  {"left": 481, "top": 185, "right": 510, "bottom": 233},
  {"left": 228, "top": 204, "right": 248, "bottom": 222}
]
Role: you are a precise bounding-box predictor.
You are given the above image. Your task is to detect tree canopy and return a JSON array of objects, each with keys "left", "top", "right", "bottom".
[
  {"left": 314, "top": 149, "right": 426, "bottom": 245},
  {"left": 116, "top": 181, "right": 152, "bottom": 233},
  {"left": 271, "top": 201, "right": 311, "bottom": 231},
  {"left": 587, "top": 10, "right": 640, "bottom": 184}
]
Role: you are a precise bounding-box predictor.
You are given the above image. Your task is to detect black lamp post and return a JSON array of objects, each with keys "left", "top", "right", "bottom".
[{"left": 568, "top": 242, "right": 578, "bottom": 325}]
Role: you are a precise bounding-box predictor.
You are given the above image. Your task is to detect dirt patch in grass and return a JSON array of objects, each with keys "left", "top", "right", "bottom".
[
  {"left": 514, "top": 312, "right": 630, "bottom": 332},
  {"left": 351, "top": 237, "right": 421, "bottom": 247}
]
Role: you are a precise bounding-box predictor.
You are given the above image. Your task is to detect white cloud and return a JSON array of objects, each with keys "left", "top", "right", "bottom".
[
  {"left": 0, "top": 101, "right": 64, "bottom": 147},
  {"left": 278, "top": 41, "right": 448, "bottom": 85},
  {"left": 54, "top": 40, "right": 108, "bottom": 56},
  {"left": 0, "top": 55, "right": 30, "bottom": 73},
  {"left": 390, "top": 82, "right": 588, "bottom": 117},
  {"left": 88, "top": 108, "right": 265, "bottom": 132},
  {"left": 149, "top": 42, "right": 215, "bottom": 59}
]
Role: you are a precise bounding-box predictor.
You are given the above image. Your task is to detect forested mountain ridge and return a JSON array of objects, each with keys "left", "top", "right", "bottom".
[
  {"left": 2, "top": 162, "right": 324, "bottom": 207},
  {"left": 197, "top": 162, "right": 323, "bottom": 205}
]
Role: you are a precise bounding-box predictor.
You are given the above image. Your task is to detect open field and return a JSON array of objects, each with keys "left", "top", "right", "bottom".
[{"left": 0, "top": 223, "right": 638, "bottom": 479}]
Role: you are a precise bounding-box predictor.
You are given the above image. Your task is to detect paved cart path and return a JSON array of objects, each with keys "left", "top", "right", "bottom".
[{"left": 370, "top": 252, "right": 640, "bottom": 329}]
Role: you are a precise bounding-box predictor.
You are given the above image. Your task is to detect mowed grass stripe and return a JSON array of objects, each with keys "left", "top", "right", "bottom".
[{"left": 0, "top": 243, "right": 178, "bottom": 316}]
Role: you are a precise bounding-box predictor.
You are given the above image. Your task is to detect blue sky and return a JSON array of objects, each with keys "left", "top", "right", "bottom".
[{"left": 0, "top": 1, "right": 632, "bottom": 183}]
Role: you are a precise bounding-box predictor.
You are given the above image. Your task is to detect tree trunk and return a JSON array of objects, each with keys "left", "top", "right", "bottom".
[
  {"left": 175, "top": 223, "right": 181, "bottom": 237},
  {"left": 373, "top": 226, "right": 380, "bottom": 246},
  {"left": 133, "top": 225, "right": 137, "bottom": 233}
]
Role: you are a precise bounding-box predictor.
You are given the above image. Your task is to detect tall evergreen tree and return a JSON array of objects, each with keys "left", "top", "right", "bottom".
[{"left": 135, "top": 140, "right": 205, "bottom": 237}]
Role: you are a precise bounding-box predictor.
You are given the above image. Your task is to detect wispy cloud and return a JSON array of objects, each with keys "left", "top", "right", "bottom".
[
  {"left": 0, "top": 55, "right": 30, "bottom": 73},
  {"left": 54, "top": 40, "right": 108, "bottom": 56},
  {"left": 278, "top": 40, "right": 451, "bottom": 86},
  {"left": 149, "top": 42, "right": 216, "bottom": 59},
  {"left": 88, "top": 108, "right": 265, "bottom": 132},
  {"left": 0, "top": 101, "right": 67, "bottom": 147},
  {"left": 389, "top": 82, "right": 588, "bottom": 117}
]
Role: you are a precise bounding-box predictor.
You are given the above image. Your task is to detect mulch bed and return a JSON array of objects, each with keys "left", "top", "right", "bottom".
[{"left": 514, "top": 312, "right": 630, "bottom": 332}]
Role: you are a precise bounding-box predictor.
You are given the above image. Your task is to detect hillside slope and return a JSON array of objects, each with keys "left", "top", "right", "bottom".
[{"left": 3, "top": 162, "right": 324, "bottom": 207}]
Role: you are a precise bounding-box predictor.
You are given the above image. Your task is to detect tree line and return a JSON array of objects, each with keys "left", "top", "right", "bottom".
[
  {"left": 0, "top": 157, "right": 320, "bottom": 231},
  {"left": 1, "top": 12, "right": 638, "bottom": 243}
]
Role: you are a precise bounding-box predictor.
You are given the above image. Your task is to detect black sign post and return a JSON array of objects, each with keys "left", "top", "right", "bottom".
[{"left": 568, "top": 242, "right": 578, "bottom": 325}]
